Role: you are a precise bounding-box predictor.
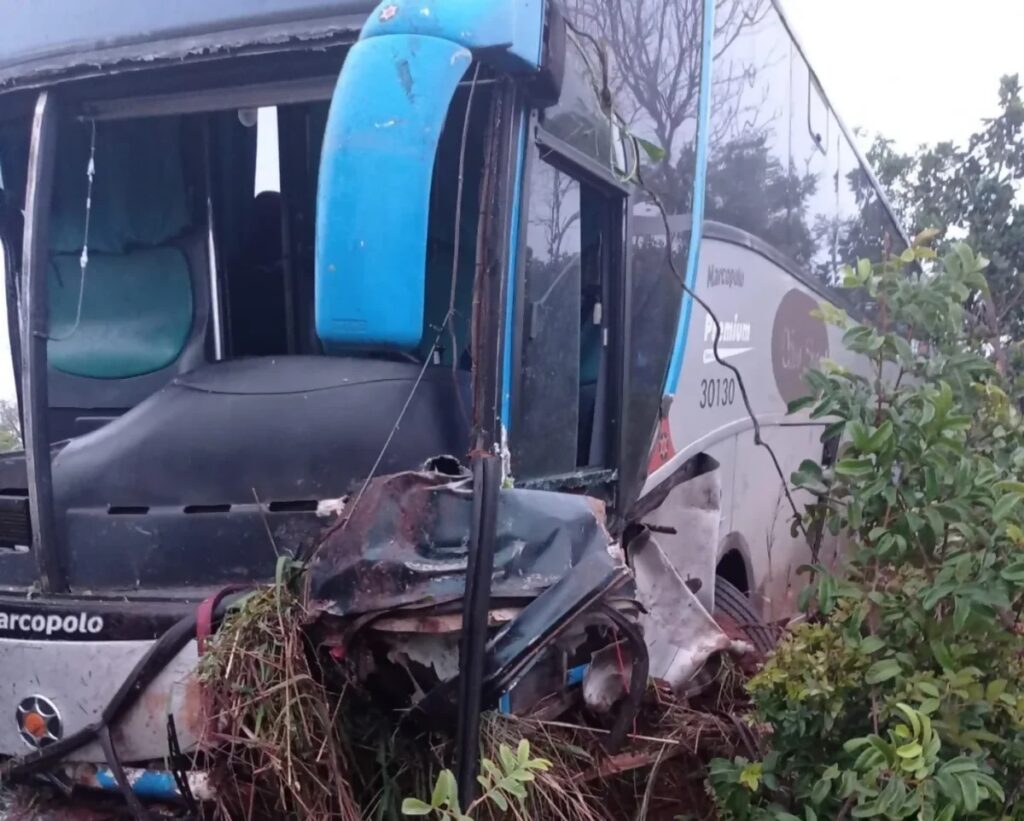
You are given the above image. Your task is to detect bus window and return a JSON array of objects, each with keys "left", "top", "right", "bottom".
[
  {"left": 807, "top": 76, "right": 829, "bottom": 154},
  {"left": 789, "top": 48, "right": 840, "bottom": 283},
  {"left": 0, "top": 249, "right": 17, "bottom": 452},
  {"left": 0, "top": 124, "right": 24, "bottom": 451},
  {"left": 837, "top": 130, "right": 905, "bottom": 267},
  {"left": 706, "top": 2, "right": 795, "bottom": 260},
  {"left": 540, "top": 36, "right": 613, "bottom": 169},
  {"left": 512, "top": 148, "right": 622, "bottom": 480}
]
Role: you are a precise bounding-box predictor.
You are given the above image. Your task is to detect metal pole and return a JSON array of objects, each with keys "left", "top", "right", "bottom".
[
  {"left": 203, "top": 121, "right": 224, "bottom": 360},
  {"left": 21, "top": 90, "right": 64, "bottom": 593}
]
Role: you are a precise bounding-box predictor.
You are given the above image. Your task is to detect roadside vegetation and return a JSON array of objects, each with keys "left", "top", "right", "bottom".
[{"left": 711, "top": 239, "right": 1024, "bottom": 819}]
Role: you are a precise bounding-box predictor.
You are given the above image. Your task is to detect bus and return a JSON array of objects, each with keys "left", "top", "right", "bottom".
[{"left": 0, "top": 0, "right": 905, "bottom": 804}]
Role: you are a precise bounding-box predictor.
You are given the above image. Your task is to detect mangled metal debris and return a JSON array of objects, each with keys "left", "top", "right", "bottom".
[{"left": 304, "top": 458, "right": 753, "bottom": 734}]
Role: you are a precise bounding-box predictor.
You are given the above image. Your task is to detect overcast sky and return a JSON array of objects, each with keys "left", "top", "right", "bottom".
[{"left": 783, "top": 0, "right": 1024, "bottom": 151}]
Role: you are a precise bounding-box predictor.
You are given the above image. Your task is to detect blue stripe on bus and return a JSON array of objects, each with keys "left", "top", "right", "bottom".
[
  {"left": 500, "top": 118, "right": 529, "bottom": 430},
  {"left": 663, "top": 0, "right": 716, "bottom": 398}
]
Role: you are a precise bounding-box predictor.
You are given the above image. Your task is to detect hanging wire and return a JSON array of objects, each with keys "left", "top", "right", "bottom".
[
  {"left": 48, "top": 120, "right": 96, "bottom": 342},
  {"left": 447, "top": 62, "right": 482, "bottom": 428}
]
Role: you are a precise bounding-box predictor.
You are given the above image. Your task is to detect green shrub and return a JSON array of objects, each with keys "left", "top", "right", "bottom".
[{"left": 711, "top": 240, "right": 1024, "bottom": 819}]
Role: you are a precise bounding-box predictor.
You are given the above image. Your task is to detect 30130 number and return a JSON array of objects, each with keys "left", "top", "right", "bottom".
[{"left": 699, "top": 377, "right": 737, "bottom": 409}]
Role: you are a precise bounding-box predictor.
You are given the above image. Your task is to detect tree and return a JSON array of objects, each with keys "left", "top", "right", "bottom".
[
  {"left": 864, "top": 75, "right": 1024, "bottom": 354},
  {"left": 0, "top": 398, "right": 20, "bottom": 452}
]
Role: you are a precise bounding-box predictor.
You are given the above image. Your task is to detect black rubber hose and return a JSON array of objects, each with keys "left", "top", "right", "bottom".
[
  {"left": 596, "top": 603, "right": 649, "bottom": 753},
  {"left": 455, "top": 454, "right": 502, "bottom": 808}
]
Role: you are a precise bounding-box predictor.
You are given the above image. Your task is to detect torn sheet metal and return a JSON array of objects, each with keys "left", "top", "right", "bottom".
[
  {"left": 631, "top": 530, "right": 750, "bottom": 693},
  {"left": 639, "top": 458, "right": 722, "bottom": 612},
  {"left": 308, "top": 466, "right": 626, "bottom": 616}
]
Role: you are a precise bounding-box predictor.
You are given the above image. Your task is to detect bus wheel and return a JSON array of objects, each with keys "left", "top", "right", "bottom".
[{"left": 713, "top": 576, "right": 778, "bottom": 656}]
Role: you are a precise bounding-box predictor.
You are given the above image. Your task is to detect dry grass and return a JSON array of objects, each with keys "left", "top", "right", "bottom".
[
  {"left": 196, "top": 563, "right": 758, "bottom": 821},
  {"left": 196, "top": 563, "right": 360, "bottom": 821}
]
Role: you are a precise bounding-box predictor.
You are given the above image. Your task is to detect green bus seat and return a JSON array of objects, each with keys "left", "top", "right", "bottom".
[{"left": 47, "top": 247, "right": 194, "bottom": 380}]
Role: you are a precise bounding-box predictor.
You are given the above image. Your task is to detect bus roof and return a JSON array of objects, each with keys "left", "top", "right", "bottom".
[{"left": 0, "top": 0, "right": 377, "bottom": 89}]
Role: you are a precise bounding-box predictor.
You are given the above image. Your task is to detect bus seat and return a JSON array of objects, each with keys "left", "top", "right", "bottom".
[
  {"left": 43, "top": 118, "right": 210, "bottom": 441},
  {"left": 48, "top": 247, "right": 193, "bottom": 379},
  {"left": 45, "top": 230, "right": 211, "bottom": 442}
]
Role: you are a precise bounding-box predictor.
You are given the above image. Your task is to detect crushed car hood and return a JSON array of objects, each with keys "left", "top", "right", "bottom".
[{"left": 308, "top": 467, "right": 625, "bottom": 615}]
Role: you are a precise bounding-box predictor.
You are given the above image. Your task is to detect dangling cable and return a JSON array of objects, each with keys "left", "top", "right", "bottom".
[
  {"left": 48, "top": 119, "right": 96, "bottom": 342},
  {"left": 447, "top": 63, "right": 482, "bottom": 428}
]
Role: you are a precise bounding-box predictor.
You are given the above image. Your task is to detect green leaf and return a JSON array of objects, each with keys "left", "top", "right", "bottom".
[
  {"left": 738, "top": 762, "right": 763, "bottom": 791},
  {"left": 896, "top": 742, "right": 923, "bottom": 759},
  {"left": 921, "top": 581, "right": 956, "bottom": 611},
  {"left": 502, "top": 778, "right": 528, "bottom": 800},
  {"left": 939, "top": 757, "right": 979, "bottom": 776},
  {"left": 994, "top": 480, "right": 1024, "bottom": 495},
  {"left": 930, "top": 639, "right": 955, "bottom": 671},
  {"left": 498, "top": 744, "right": 517, "bottom": 773},
  {"left": 865, "top": 421, "right": 894, "bottom": 453},
  {"left": 994, "top": 492, "right": 1020, "bottom": 521},
  {"left": 488, "top": 790, "right": 509, "bottom": 812},
  {"left": 847, "top": 420, "right": 871, "bottom": 450},
  {"left": 401, "top": 798, "right": 433, "bottom": 816},
  {"left": 935, "top": 771, "right": 962, "bottom": 803},
  {"left": 866, "top": 658, "right": 902, "bottom": 684},
  {"left": 1000, "top": 561, "right": 1024, "bottom": 583},
  {"left": 517, "top": 738, "right": 530, "bottom": 766},
  {"left": 635, "top": 137, "right": 666, "bottom": 163},
  {"left": 986, "top": 679, "right": 1008, "bottom": 701},
  {"left": 894, "top": 703, "right": 921, "bottom": 738},
  {"left": 975, "top": 772, "right": 1006, "bottom": 803},
  {"left": 953, "top": 596, "right": 970, "bottom": 631},
  {"left": 432, "top": 770, "right": 456, "bottom": 809},
  {"left": 957, "top": 773, "right": 980, "bottom": 811},
  {"left": 836, "top": 458, "right": 876, "bottom": 478},
  {"left": 843, "top": 737, "right": 872, "bottom": 753},
  {"left": 787, "top": 395, "right": 816, "bottom": 414},
  {"left": 860, "top": 635, "right": 886, "bottom": 654},
  {"left": 818, "top": 574, "right": 837, "bottom": 615},
  {"left": 810, "top": 778, "right": 830, "bottom": 805}
]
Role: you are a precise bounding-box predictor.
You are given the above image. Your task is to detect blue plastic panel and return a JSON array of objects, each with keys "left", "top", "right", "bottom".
[
  {"left": 361, "top": 0, "right": 544, "bottom": 71},
  {"left": 315, "top": 34, "right": 471, "bottom": 349}
]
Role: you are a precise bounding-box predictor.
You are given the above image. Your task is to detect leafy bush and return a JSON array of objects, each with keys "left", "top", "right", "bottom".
[
  {"left": 402, "top": 740, "right": 551, "bottom": 820},
  {"left": 711, "top": 240, "right": 1024, "bottom": 819}
]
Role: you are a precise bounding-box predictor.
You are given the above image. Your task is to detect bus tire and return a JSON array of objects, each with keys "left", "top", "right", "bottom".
[{"left": 713, "top": 575, "right": 778, "bottom": 656}]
